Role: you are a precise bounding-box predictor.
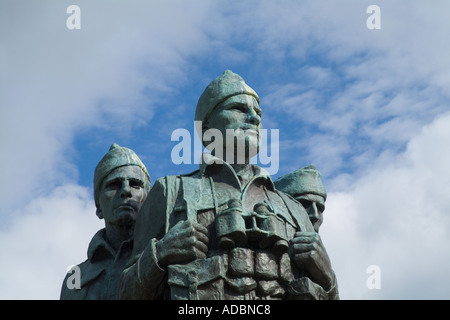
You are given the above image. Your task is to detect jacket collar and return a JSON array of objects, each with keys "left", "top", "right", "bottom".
[
  {"left": 87, "top": 228, "right": 133, "bottom": 263},
  {"left": 199, "top": 153, "right": 275, "bottom": 191}
]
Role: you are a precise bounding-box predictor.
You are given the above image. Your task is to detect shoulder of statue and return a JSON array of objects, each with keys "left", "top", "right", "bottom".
[
  {"left": 179, "top": 169, "right": 200, "bottom": 177},
  {"left": 275, "top": 188, "right": 298, "bottom": 203},
  {"left": 133, "top": 175, "right": 182, "bottom": 255},
  {"left": 62, "top": 259, "right": 89, "bottom": 283},
  {"left": 61, "top": 258, "right": 104, "bottom": 292},
  {"left": 151, "top": 175, "right": 180, "bottom": 195},
  {"left": 151, "top": 170, "right": 200, "bottom": 190}
]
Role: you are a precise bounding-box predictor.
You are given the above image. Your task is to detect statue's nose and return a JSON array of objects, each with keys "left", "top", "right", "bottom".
[
  {"left": 308, "top": 203, "right": 320, "bottom": 224},
  {"left": 120, "top": 182, "right": 132, "bottom": 199},
  {"left": 247, "top": 108, "right": 260, "bottom": 126}
]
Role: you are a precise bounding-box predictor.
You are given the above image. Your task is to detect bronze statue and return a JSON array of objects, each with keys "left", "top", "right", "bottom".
[
  {"left": 117, "top": 70, "right": 338, "bottom": 300},
  {"left": 60, "top": 143, "right": 151, "bottom": 300},
  {"left": 274, "top": 165, "right": 327, "bottom": 233}
]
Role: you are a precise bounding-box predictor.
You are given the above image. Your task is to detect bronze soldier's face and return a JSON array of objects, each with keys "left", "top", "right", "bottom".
[
  {"left": 205, "top": 94, "right": 262, "bottom": 161},
  {"left": 98, "top": 166, "right": 148, "bottom": 227},
  {"left": 295, "top": 193, "right": 325, "bottom": 233}
]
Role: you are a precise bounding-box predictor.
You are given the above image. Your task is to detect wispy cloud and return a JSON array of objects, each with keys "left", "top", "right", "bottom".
[{"left": 258, "top": 1, "right": 450, "bottom": 181}]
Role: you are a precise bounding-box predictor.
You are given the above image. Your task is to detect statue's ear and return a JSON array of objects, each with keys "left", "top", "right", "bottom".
[{"left": 96, "top": 207, "right": 104, "bottom": 220}]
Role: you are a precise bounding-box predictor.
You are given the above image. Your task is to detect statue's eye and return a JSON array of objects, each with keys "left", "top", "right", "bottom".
[
  {"left": 105, "top": 180, "right": 121, "bottom": 190},
  {"left": 229, "top": 104, "right": 246, "bottom": 112},
  {"left": 130, "top": 179, "right": 144, "bottom": 189},
  {"left": 299, "top": 199, "right": 312, "bottom": 210}
]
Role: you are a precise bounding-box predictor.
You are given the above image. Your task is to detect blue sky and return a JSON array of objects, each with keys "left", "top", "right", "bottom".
[{"left": 2, "top": 0, "right": 450, "bottom": 299}]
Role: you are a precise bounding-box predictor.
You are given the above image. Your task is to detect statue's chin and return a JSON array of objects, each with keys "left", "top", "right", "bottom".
[
  {"left": 224, "top": 137, "right": 260, "bottom": 164},
  {"left": 114, "top": 210, "right": 136, "bottom": 228},
  {"left": 202, "top": 129, "right": 261, "bottom": 163}
]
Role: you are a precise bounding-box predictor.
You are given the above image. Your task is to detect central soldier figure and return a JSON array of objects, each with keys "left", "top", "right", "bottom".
[{"left": 118, "top": 70, "right": 338, "bottom": 300}]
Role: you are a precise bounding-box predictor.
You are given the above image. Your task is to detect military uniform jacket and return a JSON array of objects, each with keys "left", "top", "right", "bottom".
[
  {"left": 118, "top": 155, "right": 338, "bottom": 300},
  {"left": 60, "top": 228, "right": 133, "bottom": 300}
]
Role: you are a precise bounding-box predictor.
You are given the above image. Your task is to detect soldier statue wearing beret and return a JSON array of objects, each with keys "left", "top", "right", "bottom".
[
  {"left": 118, "top": 70, "right": 339, "bottom": 300},
  {"left": 60, "top": 143, "right": 151, "bottom": 300},
  {"left": 275, "top": 165, "right": 328, "bottom": 233}
]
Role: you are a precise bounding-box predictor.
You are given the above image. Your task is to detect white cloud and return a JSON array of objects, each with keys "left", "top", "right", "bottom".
[
  {"left": 321, "top": 111, "right": 450, "bottom": 299},
  {"left": 0, "top": 0, "right": 213, "bottom": 215},
  {"left": 0, "top": 184, "right": 103, "bottom": 299}
]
